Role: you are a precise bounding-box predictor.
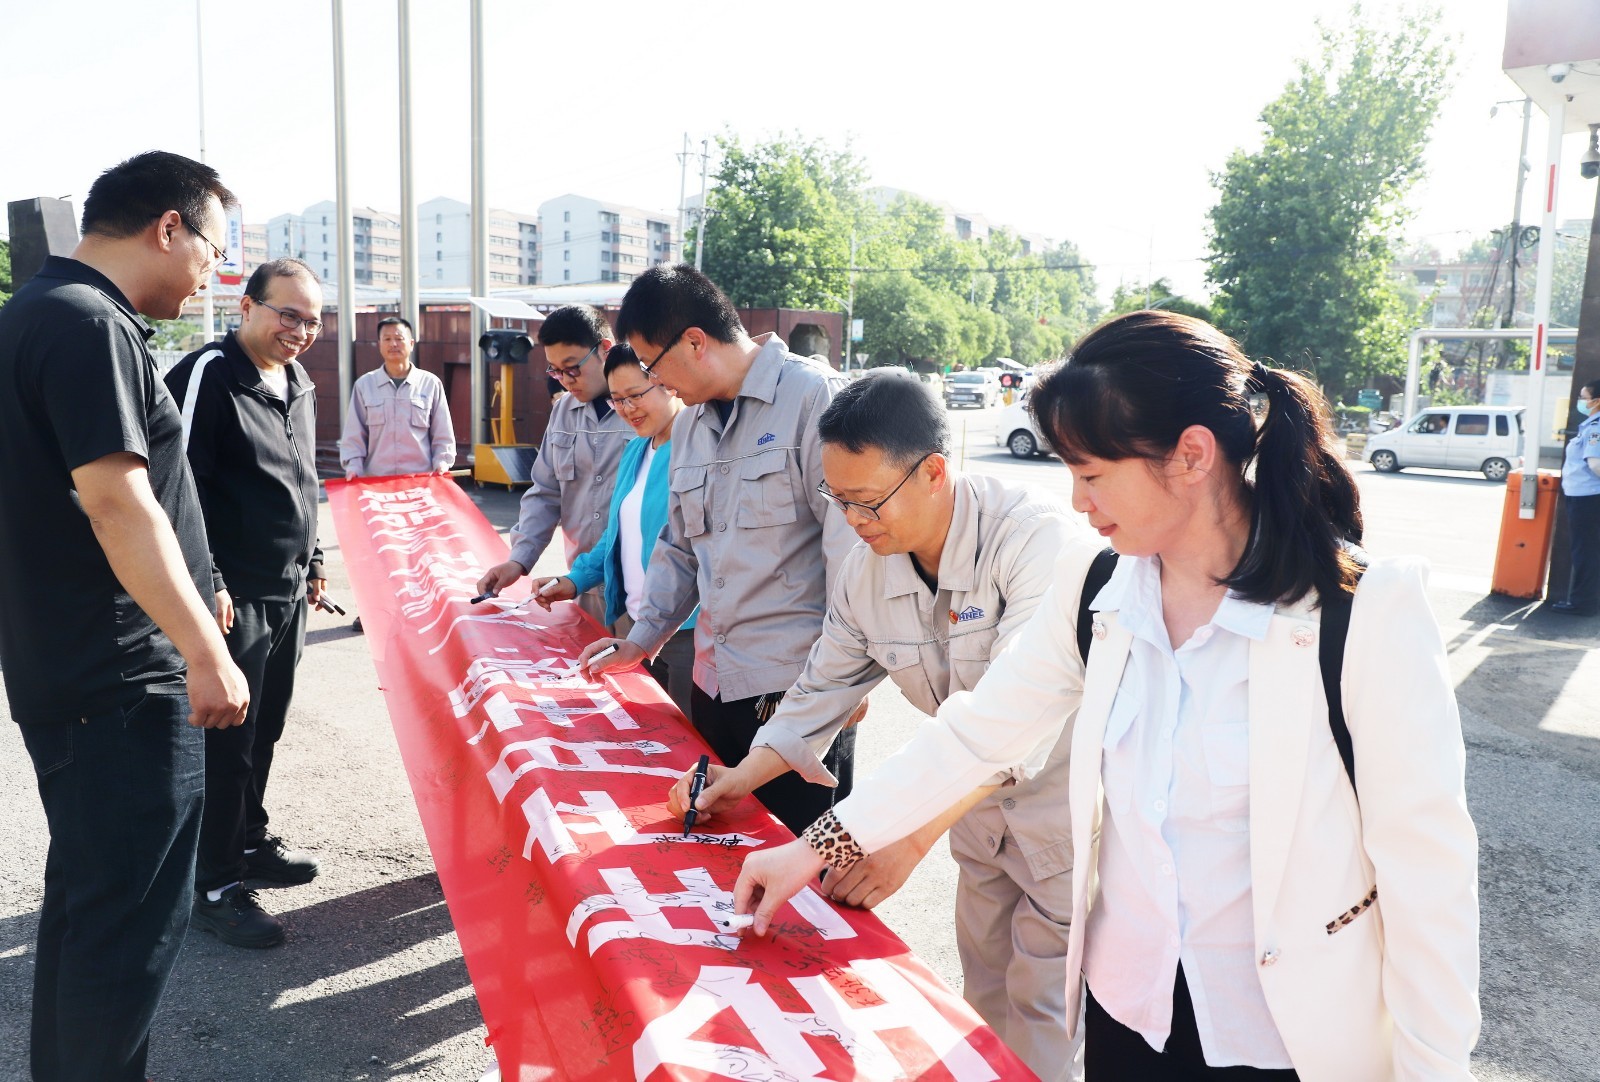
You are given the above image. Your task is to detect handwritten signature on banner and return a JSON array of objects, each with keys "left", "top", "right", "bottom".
[{"left": 331, "top": 477, "right": 1034, "bottom": 1082}]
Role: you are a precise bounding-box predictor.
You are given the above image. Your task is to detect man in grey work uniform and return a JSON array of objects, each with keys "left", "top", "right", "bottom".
[
  {"left": 339, "top": 315, "right": 456, "bottom": 479},
  {"left": 667, "top": 371, "right": 1082, "bottom": 1081},
  {"left": 579, "top": 263, "right": 859, "bottom": 835},
  {"left": 478, "top": 305, "right": 633, "bottom": 626}
]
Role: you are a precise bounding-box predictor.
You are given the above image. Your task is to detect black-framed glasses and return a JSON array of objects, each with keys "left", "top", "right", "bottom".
[
  {"left": 256, "top": 300, "right": 324, "bottom": 336},
  {"left": 816, "top": 452, "right": 933, "bottom": 522},
  {"left": 608, "top": 384, "right": 664, "bottom": 410},
  {"left": 641, "top": 328, "right": 687, "bottom": 382},
  {"left": 547, "top": 343, "right": 599, "bottom": 381},
  {"left": 181, "top": 216, "right": 227, "bottom": 267}
]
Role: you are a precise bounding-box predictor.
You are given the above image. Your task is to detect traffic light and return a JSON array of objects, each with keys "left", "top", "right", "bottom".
[{"left": 478, "top": 329, "right": 534, "bottom": 364}]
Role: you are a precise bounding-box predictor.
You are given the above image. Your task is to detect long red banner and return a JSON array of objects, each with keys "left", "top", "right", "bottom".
[{"left": 328, "top": 475, "right": 1035, "bottom": 1081}]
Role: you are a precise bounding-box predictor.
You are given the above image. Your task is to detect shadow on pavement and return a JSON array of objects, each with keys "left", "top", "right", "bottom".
[{"left": 0, "top": 874, "right": 485, "bottom": 1081}]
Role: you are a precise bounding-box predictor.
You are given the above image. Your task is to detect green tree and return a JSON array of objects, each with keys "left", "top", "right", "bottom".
[
  {"left": 1107, "top": 277, "right": 1215, "bottom": 323},
  {"left": 691, "top": 132, "right": 866, "bottom": 309},
  {"left": 1206, "top": 5, "right": 1453, "bottom": 396},
  {"left": 0, "top": 238, "right": 11, "bottom": 308},
  {"left": 148, "top": 319, "right": 201, "bottom": 350}
]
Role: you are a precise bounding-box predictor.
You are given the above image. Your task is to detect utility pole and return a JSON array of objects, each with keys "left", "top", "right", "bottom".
[
  {"left": 675, "top": 133, "right": 690, "bottom": 265},
  {"left": 398, "top": 0, "right": 419, "bottom": 330},
  {"left": 195, "top": 0, "right": 214, "bottom": 342},
  {"left": 1504, "top": 96, "right": 1534, "bottom": 344},
  {"left": 469, "top": 0, "right": 488, "bottom": 447},
  {"left": 694, "top": 138, "right": 710, "bottom": 272},
  {"left": 845, "top": 230, "right": 856, "bottom": 372},
  {"left": 332, "top": 0, "right": 356, "bottom": 420}
]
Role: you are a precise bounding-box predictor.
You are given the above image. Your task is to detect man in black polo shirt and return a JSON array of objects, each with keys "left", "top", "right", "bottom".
[
  {"left": 166, "top": 257, "right": 327, "bottom": 949},
  {"left": 0, "top": 151, "right": 250, "bottom": 1082}
]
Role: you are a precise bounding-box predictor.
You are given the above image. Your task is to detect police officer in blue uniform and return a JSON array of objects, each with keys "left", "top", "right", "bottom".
[{"left": 1552, "top": 380, "right": 1600, "bottom": 616}]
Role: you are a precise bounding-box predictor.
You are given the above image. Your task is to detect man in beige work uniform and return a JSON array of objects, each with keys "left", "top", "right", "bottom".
[
  {"left": 579, "top": 264, "right": 858, "bottom": 834},
  {"left": 669, "top": 370, "right": 1082, "bottom": 1081},
  {"left": 478, "top": 305, "right": 633, "bottom": 625}
]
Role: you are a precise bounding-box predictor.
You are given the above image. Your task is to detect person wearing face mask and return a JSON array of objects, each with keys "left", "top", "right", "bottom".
[
  {"left": 530, "top": 344, "right": 699, "bottom": 716},
  {"left": 165, "top": 257, "right": 328, "bottom": 949},
  {"left": 1549, "top": 380, "right": 1600, "bottom": 616}
]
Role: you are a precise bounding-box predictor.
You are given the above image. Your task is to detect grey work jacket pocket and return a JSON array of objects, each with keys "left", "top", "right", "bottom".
[
  {"left": 545, "top": 431, "right": 578, "bottom": 481},
  {"left": 670, "top": 465, "right": 709, "bottom": 538},
  {"left": 409, "top": 397, "right": 433, "bottom": 430},
  {"left": 735, "top": 448, "right": 798, "bottom": 528}
]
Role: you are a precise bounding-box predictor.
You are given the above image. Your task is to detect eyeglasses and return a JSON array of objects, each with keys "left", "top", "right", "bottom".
[
  {"left": 255, "top": 300, "right": 324, "bottom": 336},
  {"left": 608, "top": 384, "right": 664, "bottom": 410},
  {"left": 547, "top": 343, "right": 599, "bottom": 381},
  {"left": 641, "top": 328, "right": 687, "bottom": 382},
  {"left": 181, "top": 216, "right": 227, "bottom": 268},
  {"left": 816, "top": 452, "right": 933, "bottom": 522}
]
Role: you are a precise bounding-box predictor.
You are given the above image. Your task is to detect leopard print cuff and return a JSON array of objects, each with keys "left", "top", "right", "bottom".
[{"left": 801, "top": 808, "right": 865, "bottom": 873}]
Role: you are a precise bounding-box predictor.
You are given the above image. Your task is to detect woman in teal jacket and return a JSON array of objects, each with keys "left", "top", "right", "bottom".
[{"left": 533, "top": 344, "right": 697, "bottom": 715}]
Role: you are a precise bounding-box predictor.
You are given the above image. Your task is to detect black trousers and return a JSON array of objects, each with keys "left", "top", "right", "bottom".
[
  {"left": 20, "top": 688, "right": 204, "bottom": 1082},
  {"left": 1085, "top": 966, "right": 1300, "bottom": 1081},
  {"left": 689, "top": 684, "right": 856, "bottom": 836},
  {"left": 196, "top": 596, "right": 306, "bottom": 892},
  {"left": 1563, "top": 493, "right": 1600, "bottom": 613}
]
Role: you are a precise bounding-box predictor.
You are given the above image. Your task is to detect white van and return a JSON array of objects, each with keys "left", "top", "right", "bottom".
[{"left": 1364, "top": 406, "right": 1523, "bottom": 481}]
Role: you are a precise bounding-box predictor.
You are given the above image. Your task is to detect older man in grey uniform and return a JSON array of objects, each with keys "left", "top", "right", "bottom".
[
  {"left": 478, "top": 305, "right": 633, "bottom": 626},
  {"left": 579, "top": 264, "right": 858, "bottom": 835},
  {"left": 667, "top": 370, "right": 1083, "bottom": 1081}
]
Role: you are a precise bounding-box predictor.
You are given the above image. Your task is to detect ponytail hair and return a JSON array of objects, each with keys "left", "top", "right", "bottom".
[{"left": 1029, "top": 311, "right": 1363, "bottom": 606}]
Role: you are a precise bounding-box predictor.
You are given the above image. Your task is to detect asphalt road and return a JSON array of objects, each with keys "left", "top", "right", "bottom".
[{"left": 0, "top": 398, "right": 1594, "bottom": 1080}]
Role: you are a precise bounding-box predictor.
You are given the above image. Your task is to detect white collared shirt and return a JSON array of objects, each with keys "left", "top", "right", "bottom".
[{"left": 1082, "top": 555, "right": 1293, "bottom": 1069}]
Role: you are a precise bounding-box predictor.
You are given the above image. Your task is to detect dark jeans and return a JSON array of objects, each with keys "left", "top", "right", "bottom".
[
  {"left": 1085, "top": 966, "right": 1300, "bottom": 1081},
  {"left": 196, "top": 596, "right": 305, "bottom": 892},
  {"left": 1563, "top": 493, "right": 1600, "bottom": 613},
  {"left": 20, "top": 688, "right": 204, "bottom": 1082},
  {"left": 689, "top": 684, "right": 856, "bottom": 836}
]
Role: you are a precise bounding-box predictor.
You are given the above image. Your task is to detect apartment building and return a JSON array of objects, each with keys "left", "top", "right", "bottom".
[
  {"left": 537, "top": 194, "right": 676, "bottom": 285},
  {"left": 266, "top": 201, "right": 402, "bottom": 288},
  {"left": 419, "top": 197, "right": 538, "bottom": 287}
]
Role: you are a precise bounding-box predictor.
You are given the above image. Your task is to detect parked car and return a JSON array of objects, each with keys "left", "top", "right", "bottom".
[
  {"left": 945, "top": 370, "right": 999, "bottom": 409},
  {"left": 995, "top": 391, "right": 1052, "bottom": 458},
  {"left": 1364, "top": 406, "right": 1523, "bottom": 481}
]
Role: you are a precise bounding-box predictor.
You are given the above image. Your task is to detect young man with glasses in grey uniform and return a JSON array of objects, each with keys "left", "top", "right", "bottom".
[
  {"left": 477, "top": 305, "right": 634, "bottom": 627},
  {"left": 578, "top": 264, "right": 860, "bottom": 835}
]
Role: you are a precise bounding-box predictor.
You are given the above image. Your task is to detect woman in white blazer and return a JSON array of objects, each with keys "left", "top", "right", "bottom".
[{"left": 732, "top": 311, "right": 1479, "bottom": 1080}]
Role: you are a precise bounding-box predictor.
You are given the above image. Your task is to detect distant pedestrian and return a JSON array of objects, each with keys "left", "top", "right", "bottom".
[
  {"left": 338, "top": 315, "right": 456, "bottom": 480},
  {"left": 1550, "top": 380, "right": 1600, "bottom": 616},
  {"left": 166, "top": 257, "right": 328, "bottom": 949},
  {"left": 0, "top": 150, "right": 250, "bottom": 1082}
]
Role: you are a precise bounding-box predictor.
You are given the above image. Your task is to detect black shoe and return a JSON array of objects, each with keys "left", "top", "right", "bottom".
[
  {"left": 1548, "top": 600, "right": 1598, "bottom": 616},
  {"left": 351, "top": 616, "right": 363, "bottom": 634},
  {"left": 245, "top": 834, "right": 321, "bottom": 885},
  {"left": 192, "top": 884, "right": 284, "bottom": 948}
]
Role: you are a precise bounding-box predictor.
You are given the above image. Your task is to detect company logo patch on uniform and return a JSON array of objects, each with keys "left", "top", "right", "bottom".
[
  {"left": 757, "top": 432, "right": 776, "bottom": 446},
  {"left": 951, "top": 605, "right": 985, "bottom": 624}
]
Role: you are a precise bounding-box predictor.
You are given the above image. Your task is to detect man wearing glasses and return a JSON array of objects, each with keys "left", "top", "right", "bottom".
[
  {"left": 165, "top": 257, "right": 328, "bottom": 949},
  {"left": 663, "top": 370, "right": 1083, "bottom": 1081},
  {"left": 577, "top": 264, "right": 860, "bottom": 835},
  {"left": 0, "top": 151, "right": 249, "bottom": 1082},
  {"left": 478, "top": 304, "right": 633, "bottom": 627}
]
